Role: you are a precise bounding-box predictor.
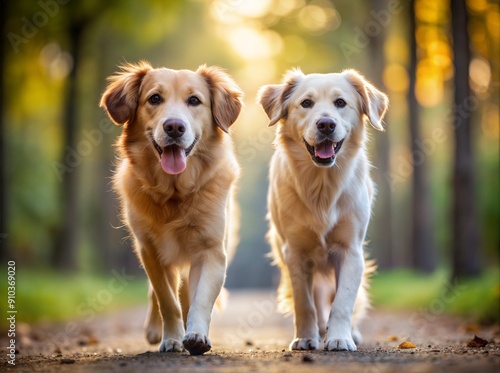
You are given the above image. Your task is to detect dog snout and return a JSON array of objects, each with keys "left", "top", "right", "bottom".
[
  {"left": 316, "top": 117, "right": 336, "bottom": 135},
  {"left": 163, "top": 118, "right": 186, "bottom": 139}
]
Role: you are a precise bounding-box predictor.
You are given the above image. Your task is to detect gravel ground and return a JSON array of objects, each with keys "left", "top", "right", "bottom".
[{"left": 1, "top": 290, "right": 499, "bottom": 372}]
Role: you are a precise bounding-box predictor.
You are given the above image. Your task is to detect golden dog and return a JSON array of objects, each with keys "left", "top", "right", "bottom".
[
  {"left": 258, "top": 69, "right": 388, "bottom": 351},
  {"left": 100, "top": 61, "right": 242, "bottom": 355}
]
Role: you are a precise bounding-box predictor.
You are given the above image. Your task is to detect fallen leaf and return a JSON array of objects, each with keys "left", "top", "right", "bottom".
[
  {"left": 397, "top": 341, "right": 416, "bottom": 349},
  {"left": 467, "top": 335, "right": 488, "bottom": 348},
  {"left": 388, "top": 335, "right": 398, "bottom": 341}
]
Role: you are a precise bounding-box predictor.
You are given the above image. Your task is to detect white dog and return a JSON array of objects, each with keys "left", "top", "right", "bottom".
[{"left": 258, "top": 69, "right": 388, "bottom": 351}]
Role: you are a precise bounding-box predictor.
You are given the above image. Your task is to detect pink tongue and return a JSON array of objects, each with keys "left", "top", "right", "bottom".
[
  {"left": 314, "top": 141, "right": 335, "bottom": 159},
  {"left": 160, "top": 145, "right": 187, "bottom": 174}
]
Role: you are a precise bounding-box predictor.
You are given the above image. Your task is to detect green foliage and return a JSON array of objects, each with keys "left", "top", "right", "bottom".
[
  {"left": 2, "top": 267, "right": 497, "bottom": 328},
  {"left": 371, "top": 268, "right": 500, "bottom": 324},
  {"left": 0, "top": 269, "right": 148, "bottom": 328}
]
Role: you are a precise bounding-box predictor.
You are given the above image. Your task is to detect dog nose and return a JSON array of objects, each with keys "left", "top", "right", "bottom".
[
  {"left": 316, "top": 117, "right": 336, "bottom": 135},
  {"left": 163, "top": 118, "right": 186, "bottom": 139}
]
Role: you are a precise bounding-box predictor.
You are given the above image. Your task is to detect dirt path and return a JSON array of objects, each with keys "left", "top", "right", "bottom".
[{"left": 2, "top": 290, "right": 499, "bottom": 372}]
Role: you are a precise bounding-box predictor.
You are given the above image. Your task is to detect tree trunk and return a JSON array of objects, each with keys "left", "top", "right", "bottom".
[
  {"left": 450, "top": 0, "right": 481, "bottom": 279},
  {"left": 51, "top": 21, "right": 85, "bottom": 270},
  {"left": 368, "top": 0, "right": 394, "bottom": 269},
  {"left": 408, "top": 1, "right": 436, "bottom": 273}
]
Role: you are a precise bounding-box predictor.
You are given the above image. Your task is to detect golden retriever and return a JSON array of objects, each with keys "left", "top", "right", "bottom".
[
  {"left": 100, "top": 61, "right": 243, "bottom": 355},
  {"left": 258, "top": 69, "right": 388, "bottom": 351}
]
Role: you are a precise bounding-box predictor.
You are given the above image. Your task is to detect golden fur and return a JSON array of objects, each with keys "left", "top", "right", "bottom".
[
  {"left": 258, "top": 68, "right": 388, "bottom": 351},
  {"left": 100, "top": 61, "right": 242, "bottom": 355}
]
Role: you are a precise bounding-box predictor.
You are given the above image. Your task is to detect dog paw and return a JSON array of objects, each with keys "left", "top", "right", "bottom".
[
  {"left": 289, "top": 338, "right": 321, "bottom": 350},
  {"left": 158, "top": 338, "right": 184, "bottom": 352},
  {"left": 182, "top": 333, "right": 211, "bottom": 355},
  {"left": 145, "top": 324, "right": 162, "bottom": 345},
  {"left": 325, "top": 337, "right": 357, "bottom": 351}
]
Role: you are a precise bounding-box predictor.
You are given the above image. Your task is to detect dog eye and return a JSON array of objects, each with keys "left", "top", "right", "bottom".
[
  {"left": 334, "top": 98, "right": 346, "bottom": 108},
  {"left": 188, "top": 95, "right": 202, "bottom": 106},
  {"left": 148, "top": 94, "right": 162, "bottom": 105},
  {"left": 301, "top": 99, "right": 314, "bottom": 108}
]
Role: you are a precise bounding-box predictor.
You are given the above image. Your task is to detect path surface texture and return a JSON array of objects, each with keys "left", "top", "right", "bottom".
[{"left": 2, "top": 290, "right": 499, "bottom": 372}]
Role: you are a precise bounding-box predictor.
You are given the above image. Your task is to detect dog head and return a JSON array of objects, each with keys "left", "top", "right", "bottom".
[
  {"left": 258, "top": 68, "right": 388, "bottom": 167},
  {"left": 100, "top": 61, "right": 243, "bottom": 175}
]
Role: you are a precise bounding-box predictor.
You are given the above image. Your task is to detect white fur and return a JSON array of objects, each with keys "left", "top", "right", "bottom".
[{"left": 258, "top": 69, "right": 388, "bottom": 351}]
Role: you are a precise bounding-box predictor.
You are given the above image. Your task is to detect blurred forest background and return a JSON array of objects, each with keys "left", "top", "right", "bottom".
[{"left": 0, "top": 0, "right": 498, "bottom": 322}]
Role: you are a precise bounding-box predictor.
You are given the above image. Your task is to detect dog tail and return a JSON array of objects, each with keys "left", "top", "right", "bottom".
[
  {"left": 266, "top": 224, "right": 294, "bottom": 315},
  {"left": 353, "top": 255, "right": 377, "bottom": 324}
]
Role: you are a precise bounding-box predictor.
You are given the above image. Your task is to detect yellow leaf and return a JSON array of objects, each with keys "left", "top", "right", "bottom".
[{"left": 397, "top": 341, "right": 416, "bottom": 349}]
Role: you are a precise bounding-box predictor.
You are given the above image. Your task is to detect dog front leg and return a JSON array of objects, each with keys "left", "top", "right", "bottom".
[
  {"left": 139, "top": 245, "right": 185, "bottom": 352},
  {"left": 325, "top": 247, "right": 364, "bottom": 351},
  {"left": 287, "top": 247, "right": 321, "bottom": 350},
  {"left": 183, "top": 249, "right": 226, "bottom": 355}
]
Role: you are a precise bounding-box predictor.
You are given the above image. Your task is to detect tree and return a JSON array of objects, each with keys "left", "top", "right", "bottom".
[
  {"left": 51, "top": 13, "right": 89, "bottom": 270},
  {"left": 368, "top": 0, "right": 394, "bottom": 269},
  {"left": 450, "top": 0, "right": 481, "bottom": 279},
  {"left": 408, "top": 1, "right": 436, "bottom": 273}
]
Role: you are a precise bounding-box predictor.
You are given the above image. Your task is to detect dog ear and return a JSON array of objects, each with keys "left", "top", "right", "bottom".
[
  {"left": 197, "top": 65, "right": 243, "bottom": 133},
  {"left": 257, "top": 68, "right": 304, "bottom": 126},
  {"left": 99, "top": 61, "right": 152, "bottom": 125},
  {"left": 344, "top": 69, "right": 389, "bottom": 131}
]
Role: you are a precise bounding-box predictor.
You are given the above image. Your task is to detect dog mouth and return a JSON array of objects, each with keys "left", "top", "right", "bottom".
[
  {"left": 150, "top": 133, "right": 198, "bottom": 175},
  {"left": 303, "top": 138, "right": 344, "bottom": 165}
]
